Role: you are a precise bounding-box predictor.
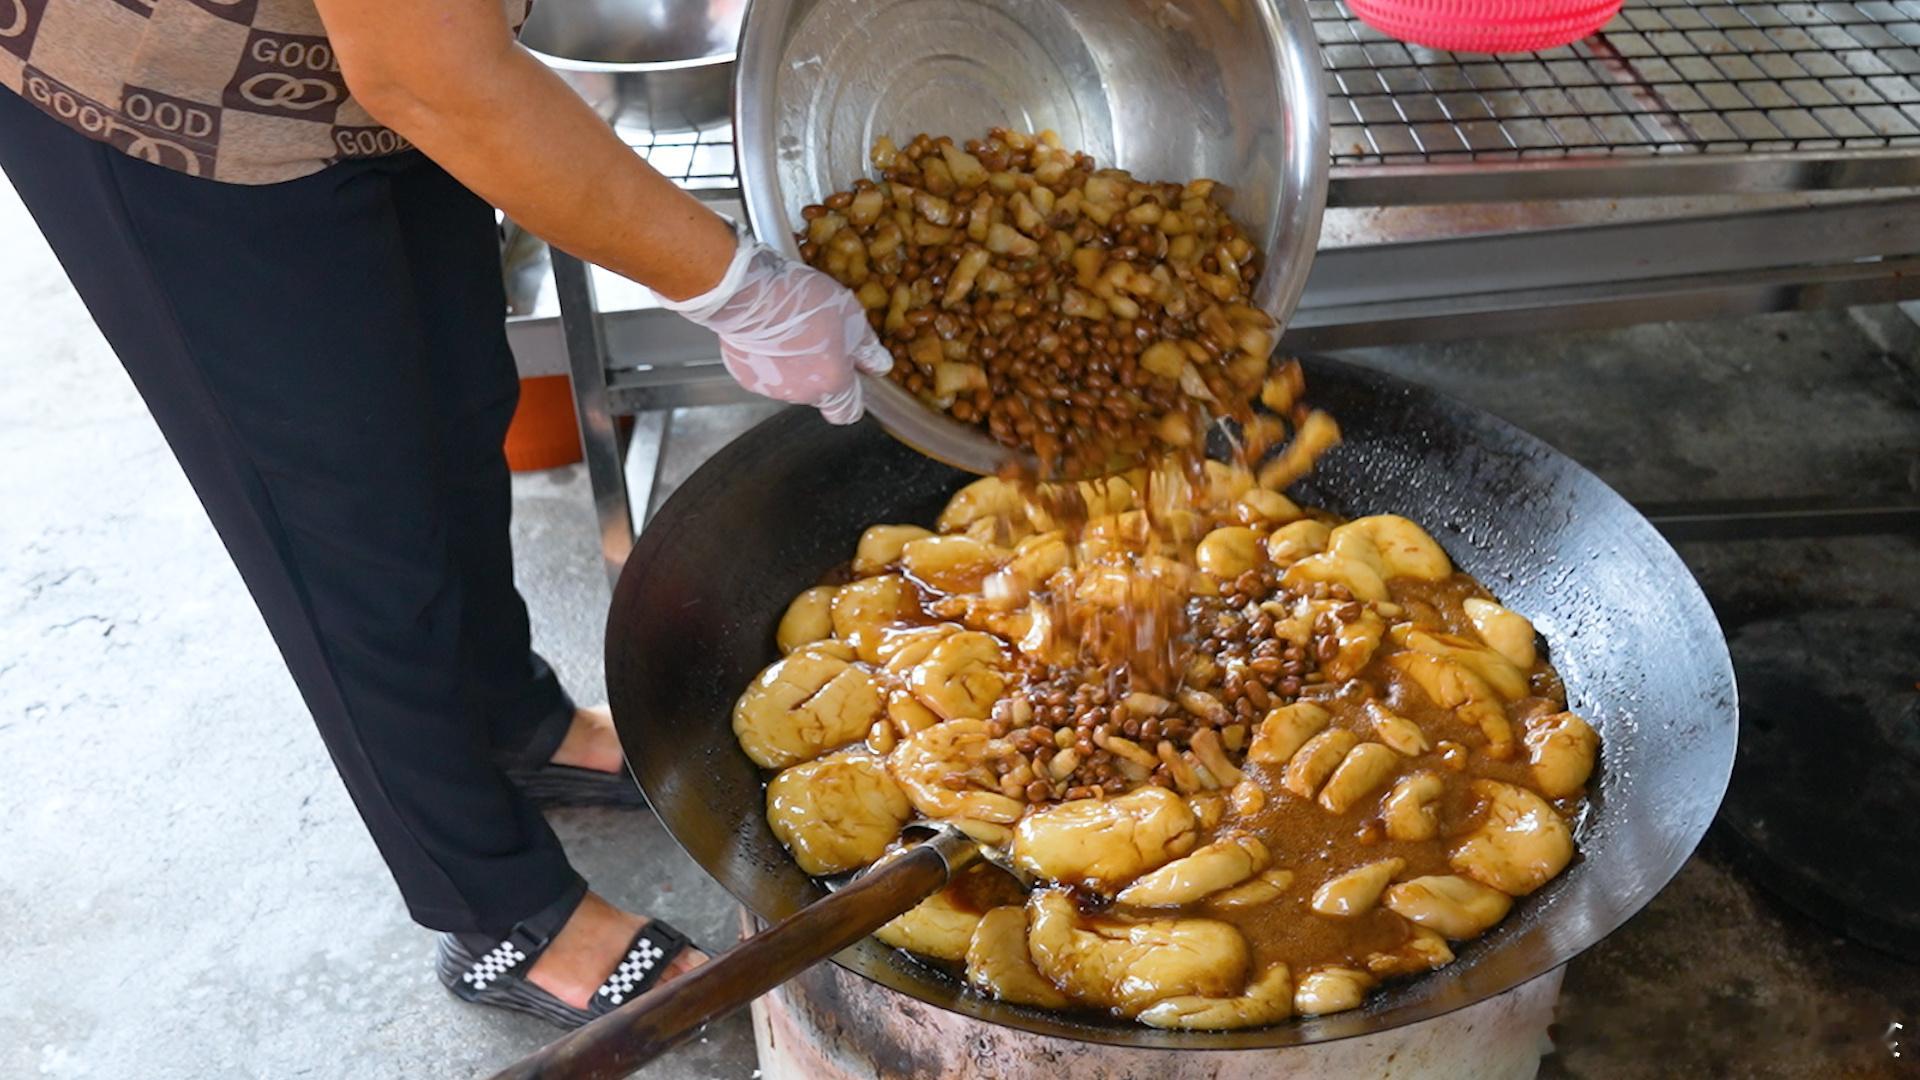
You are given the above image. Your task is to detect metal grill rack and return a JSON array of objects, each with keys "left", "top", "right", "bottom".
[
  {"left": 1317, "top": 0, "right": 1920, "bottom": 162},
  {"left": 598, "top": 1, "right": 1920, "bottom": 205},
  {"left": 617, "top": 119, "right": 741, "bottom": 196}
]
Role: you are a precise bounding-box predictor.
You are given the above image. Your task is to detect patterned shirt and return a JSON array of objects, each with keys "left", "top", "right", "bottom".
[{"left": 0, "top": 0, "right": 528, "bottom": 184}]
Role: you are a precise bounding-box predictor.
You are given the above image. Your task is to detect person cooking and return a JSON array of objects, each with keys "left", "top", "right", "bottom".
[{"left": 0, "top": 0, "right": 887, "bottom": 1029}]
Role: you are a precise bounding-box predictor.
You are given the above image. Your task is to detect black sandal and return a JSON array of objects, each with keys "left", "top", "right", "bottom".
[
  {"left": 503, "top": 761, "right": 649, "bottom": 809},
  {"left": 437, "top": 919, "right": 696, "bottom": 1028}
]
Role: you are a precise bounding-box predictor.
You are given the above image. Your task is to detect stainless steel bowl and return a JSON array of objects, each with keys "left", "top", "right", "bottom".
[
  {"left": 522, "top": 0, "right": 749, "bottom": 133},
  {"left": 734, "top": 0, "right": 1330, "bottom": 474}
]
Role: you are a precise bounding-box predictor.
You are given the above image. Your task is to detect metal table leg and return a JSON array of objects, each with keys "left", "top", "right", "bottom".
[{"left": 551, "top": 248, "right": 635, "bottom": 583}]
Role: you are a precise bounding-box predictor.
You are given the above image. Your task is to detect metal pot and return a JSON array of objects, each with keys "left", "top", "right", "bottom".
[
  {"left": 732, "top": 0, "right": 1330, "bottom": 475},
  {"left": 521, "top": 0, "right": 748, "bottom": 133}
]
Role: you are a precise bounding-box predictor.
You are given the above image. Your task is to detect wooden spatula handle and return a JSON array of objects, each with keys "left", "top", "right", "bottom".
[{"left": 489, "top": 828, "right": 979, "bottom": 1080}]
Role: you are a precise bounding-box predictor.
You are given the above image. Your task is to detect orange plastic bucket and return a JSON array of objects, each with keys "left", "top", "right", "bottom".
[{"left": 503, "top": 375, "right": 584, "bottom": 472}]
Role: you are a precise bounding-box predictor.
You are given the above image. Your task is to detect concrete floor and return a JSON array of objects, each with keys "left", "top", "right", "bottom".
[
  {"left": 0, "top": 180, "right": 758, "bottom": 1079},
  {"left": 3, "top": 165, "right": 1918, "bottom": 1079}
]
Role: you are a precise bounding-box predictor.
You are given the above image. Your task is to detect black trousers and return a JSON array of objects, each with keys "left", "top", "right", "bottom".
[{"left": 0, "top": 87, "right": 582, "bottom": 936}]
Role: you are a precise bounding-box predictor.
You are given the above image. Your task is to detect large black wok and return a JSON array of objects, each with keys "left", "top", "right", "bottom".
[{"left": 606, "top": 355, "right": 1739, "bottom": 1049}]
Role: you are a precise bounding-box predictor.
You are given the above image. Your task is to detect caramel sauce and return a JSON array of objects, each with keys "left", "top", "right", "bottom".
[
  {"left": 1221, "top": 578, "right": 1571, "bottom": 973},
  {"left": 850, "top": 492, "right": 1588, "bottom": 1006}
]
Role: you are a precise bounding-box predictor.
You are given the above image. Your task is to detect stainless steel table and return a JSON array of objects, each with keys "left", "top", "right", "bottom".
[{"left": 508, "top": 0, "right": 1920, "bottom": 579}]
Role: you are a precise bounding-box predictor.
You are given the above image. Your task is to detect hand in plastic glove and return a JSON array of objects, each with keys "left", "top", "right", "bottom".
[{"left": 660, "top": 235, "right": 893, "bottom": 424}]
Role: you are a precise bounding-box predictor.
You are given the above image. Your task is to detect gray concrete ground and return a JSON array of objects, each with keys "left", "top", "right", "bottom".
[
  {"left": 0, "top": 179, "right": 757, "bottom": 1078},
  {"left": 3, "top": 163, "right": 1917, "bottom": 1079}
]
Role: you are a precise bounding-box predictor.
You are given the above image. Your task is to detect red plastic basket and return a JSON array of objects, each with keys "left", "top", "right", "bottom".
[{"left": 1347, "top": 0, "right": 1623, "bottom": 53}]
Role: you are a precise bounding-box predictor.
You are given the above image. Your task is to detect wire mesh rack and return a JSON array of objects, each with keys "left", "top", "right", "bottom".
[
  {"left": 608, "top": 0, "right": 1920, "bottom": 200},
  {"left": 1316, "top": 0, "right": 1920, "bottom": 163},
  {"left": 617, "top": 119, "right": 742, "bottom": 195}
]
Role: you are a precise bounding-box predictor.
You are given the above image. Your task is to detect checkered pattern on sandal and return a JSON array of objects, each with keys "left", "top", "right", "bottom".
[
  {"left": 595, "top": 921, "right": 691, "bottom": 1007},
  {"left": 462, "top": 940, "right": 529, "bottom": 991},
  {"left": 436, "top": 917, "right": 697, "bottom": 1030}
]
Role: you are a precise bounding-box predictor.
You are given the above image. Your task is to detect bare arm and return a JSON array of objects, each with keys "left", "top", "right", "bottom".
[
  {"left": 316, "top": 0, "right": 892, "bottom": 423},
  {"left": 315, "top": 0, "right": 735, "bottom": 301}
]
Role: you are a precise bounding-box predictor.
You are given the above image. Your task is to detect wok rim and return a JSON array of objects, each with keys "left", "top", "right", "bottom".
[{"left": 608, "top": 354, "right": 1738, "bottom": 1050}]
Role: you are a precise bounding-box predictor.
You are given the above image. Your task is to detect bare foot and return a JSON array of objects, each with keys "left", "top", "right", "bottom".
[
  {"left": 525, "top": 891, "right": 707, "bottom": 1010},
  {"left": 548, "top": 706, "right": 624, "bottom": 774}
]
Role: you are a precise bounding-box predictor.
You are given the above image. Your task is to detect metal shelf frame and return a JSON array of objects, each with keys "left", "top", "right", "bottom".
[{"left": 523, "top": 3, "right": 1920, "bottom": 580}]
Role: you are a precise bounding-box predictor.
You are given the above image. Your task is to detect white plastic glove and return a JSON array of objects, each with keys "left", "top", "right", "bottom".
[{"left": 660, "top": 233, "right": 893, "bottom": 424}]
